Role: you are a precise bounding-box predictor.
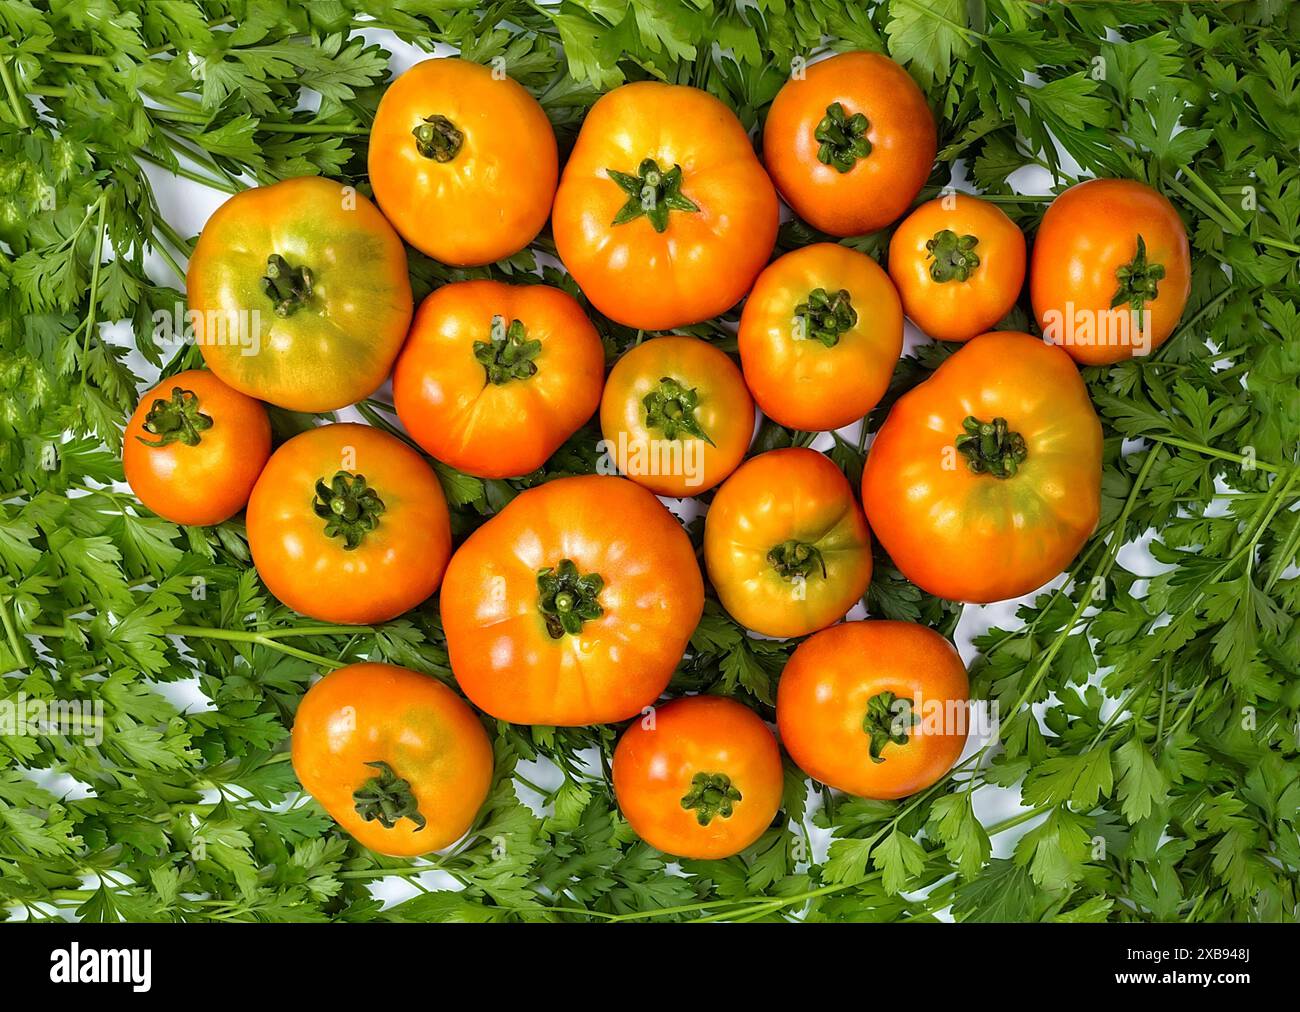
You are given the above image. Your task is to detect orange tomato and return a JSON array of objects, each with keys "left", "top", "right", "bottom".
[
  {"left": 291, "top": 663, "right": 493, "bottom": 857},
  {"left": 368, "top": 57, "right": 558, "bottom": 266},
  {"left": 777, "top": 620, "right": 970, "bottom": 800},
  {"left": 123, "top": 369, "right": 270, "bottom": 526},
  {"left": 1031, "top": 178, "right": 1191, "bottom": 365},
  {"left": 704, "top": 448, "right": 872, "bottom": 638},
  {"left": 763, "top": 52, "right": 936, "bottom": 236},
  {"left": 187, "top": 177, "right": 411, "bottom": 412},
  {"left": 440, "top": 475, "right": 703, "bottom": 726},
  {"left": 246, "top": 423, "right": 452, "bottom": 624},
  {"left": 552, "top": 81, "right": 779, "bottom": 330},
  {"left": 861, "top": 331, "right": 1101, "bottom": 604},
  {"left": 613, "top": 696, "right": 783, "bottom": 860},
  {"left": 392, "top": 280, "right": 605, "bottom": 478},
  {"left": 738, "top": 243, "right": 902, "bottom": 431},
  {"left": 888, "top": 193, "right": 1026, "bottom": 342},
  {"left": 599, "top": 336, "right": 754, "bottom": 497}
]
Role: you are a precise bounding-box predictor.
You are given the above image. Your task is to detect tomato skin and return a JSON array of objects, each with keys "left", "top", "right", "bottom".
[
  {"left": 392, "top": 280, "right": 605, "bottom": 479},
  {"left": 187, "top": 177, "right": 412, "bottom": 412},
  {"left": 763, "top": 52, "right": 936, "bottom": 237},
  {"left": 440, "top": 475, "right": 703, "bottom": 726},
  {"left": 552, "top": 82, "right": 779, "bottom": 330},
  {"left": 613, "top": 696, "right": 783, "bottom": 860},
  {"left": 368, "top": 58, "right": 558, "bottom": 267},
  {"left": 1031, "top": 178, "right": 1191, "bottom": 365},
  {"left": 777, "top": 621, "right": 969, "bottom": 800},
  {"left": 599, "top": 336, "right": 754, "bottom": 497},
  {"left": 246, "top": 423, "right": 452, "bottom": 624},
  {"left": 123, "top": 370, "right": 270, "bottom": 526},
  {"left": 291, "top": 663, "right": 493, "bottom": 857},
  {"left": 862, "top": 331, "right": 1101, "bottom": 604},
  {"left": 738, "top": 243, "right": 902, "bottom": 432},
  {"left": 888, "top": 194, "right": 1026, "bottom": 343},
  {"left": 704, "top": 448, "right": 872, "bottom": 638}
]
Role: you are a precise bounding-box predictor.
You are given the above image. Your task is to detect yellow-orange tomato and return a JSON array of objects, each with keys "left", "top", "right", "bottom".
[
  {"left": 704, "top": 448, "right": 872, "bottom": 638},
  {"left": 392, "top": 280, "right": 605, "bottom": 479},
  {"left": 1031, "top": 178, "right": 1191, "bottom": 365},
  {"left": 441, "top": 475, "right": 703, "bottom": 726},
  {"left": 888, "top": 194, "right": 1026, "bottom": 342},
  {"left": 763, "top": 52, "right": 936, "bottom": 236},
  {"left": 187, "top": 176, "right": 411, "bottom": 412},
  {"left": 552, "top": 81, "right": 779, "bottom": 330},
  {"left": 738, "top": 243, "right": 902, "bottom": 431},
  {"left": 613, "top": 696, "right": 783, "bottom": 860},
  {"left": 368, "top": 57, "right": 558, "bottom": 266},
  {"left": 778, "top": 621, "right": 969, "bottom": 800},
  {"left": 862, "top": 331, "right": 1101, "bottom": 604},
  {"left": 599, "top": 336, "right": 754, "bottom": 497},
  {"left": 246, "top": 423, "right": 452, "bottom": 624},
  {"left": 123, "top": 370, "right": 270, "bottom": 526},
  {"left": 291, "top": 663, "right": 493, "bottom": 857}
]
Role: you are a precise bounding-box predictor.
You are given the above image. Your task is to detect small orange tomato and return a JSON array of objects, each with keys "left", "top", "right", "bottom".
[
  {"left": 599, "top": 336, "right": 754, "bottom": 497},
  {"left": 704, "top": 448, "right": 872, "bottom": 638},
  {"left": 123, "top": 370, "right": 270, "bottom": 526},
  {"left": 291, "top": 663, "right": 493, "bottom": 857},
  {"left": 246, "top": 423, "right": 452, "bottom": 624},
  {"left": 738, "top": 243, "right": 902, "bottom": 431},
  {"left": 777, "top": 621, "right": 969, "bottom": 800},
  {"left": 888, "top": 194, "right": 1026, "bottom": 342},
  {"left": 1031, "top": 178, "right": 1191, "bottom": 365},
  {"left": 368, "top": 58, "right": 558, "bottom": 266},
  {"left": 441, "top": 475, "right": 703, "bottom": 726},
  {"left": 392, "top": 280, "right": 605, "bottom": 479},
  {"left": 763, "top": 51, "right": 936, "bottom": 236},
  {"left": 552, "top": 81, "right": 779, "bottom": 330},
  {"left": 613, "top": 695, "right": 783, "bottom": 860}
]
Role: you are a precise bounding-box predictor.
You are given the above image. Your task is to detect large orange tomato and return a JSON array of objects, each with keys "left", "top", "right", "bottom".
[
  {"left": 440, "top": 475, "right": 703, "bottom": 726},
  {"left": 763, "top": 51, "right": 936, "bottom": 236},
  {"left": 187, "top": 177, "right": 411, "bottom": 412},
  {"left": 368, "top": 57, "right": 558, "bottom": 266},
  {"left": 291, "top": 663, "right": 493, "bottom": 857},
  {"left": 862, "top": 331, "right": 1101, "bottom": 603},
  {"left": 737, "top": 243, "right": 902, "bottom": 432},
  {"left": 777, "top": 621, "right": 969, "bottom": 800},
  {"left": 1031, "top": 178, "right": 1191, "bottom": 365},
  {"left": 123, "top": 369, "right": 270, "bottom": 526},
  {"left": 599, "top": 336, "right": 754, "bottom": 497},
  {"left": 888, "top": 193, "right": 1026, "bottom": 342},
  {"left": 392, "top": 280, "right": 605, "bottom": 478},
  {"left": 613, "top": 696, "right": 783, "bottom": 860},
  {"left": 246, "top": 423, "right": 452, "bottom": 624},
  {"left": 552, "top": 82, "right": 779, "bottom": 330},
  {"left": 704, "top": 448, "right": 872, "bottom": 638}
]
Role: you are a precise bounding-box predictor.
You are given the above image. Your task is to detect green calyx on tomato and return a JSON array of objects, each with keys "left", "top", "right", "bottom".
[
  {"left": 313, "top": 471, "right": 386, "bottom": 550},
  {"left": 135, "top": 387, "right": 213, "bottom": 448},
  {"left": 815, "top": 102, "right": 872, "bottom": 173},
  {"left": 537, "top": 558, "right": 604, "bottom": 639},
  {"left": 412, "top": 114, "right": 464, "bottom": 162},
  {"left": 352, "top": 760, "right": 427, "bottom": 831},
  {"left": 954, "top": 415, "right": 1028, "bottom": 479},
  {"left": 1110, "top": 234, "right": 1166, "bottom": 318},
  {"left": 608, "top": 158, "right": 701, "bottom": 233},
  {"left": 794, "top": 287, "right": 857, "bottom": 347},
  {"left": 261, "top": 253, "right": 315, "bottom": 318},
  {"left": 679, "top": 771, "right": 742, "bottom": 826},
  {"left": 863, "top": 691, "right": 916, "bottom": 764},
  {"left": 925, "top": 229, "right": 982, "bottom": 283},
  {"left": 767, "top": 539, "right": 828, "bottom": 581},
  {"left": 474, "top": 316, "right": 542, "bottom": 385},
  {"left": 642, "top": 376, "right": 715, "bottom": 445}
]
